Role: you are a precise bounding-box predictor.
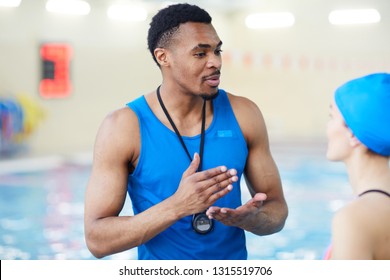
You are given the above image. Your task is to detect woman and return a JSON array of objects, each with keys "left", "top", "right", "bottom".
[{"left": 325, "top": 72, "right": 390, "bottom": 259}]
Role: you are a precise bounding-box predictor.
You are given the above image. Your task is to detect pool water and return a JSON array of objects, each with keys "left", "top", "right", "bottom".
[{"left": 0, "top": 143, "right": 351, "bottom": 260}]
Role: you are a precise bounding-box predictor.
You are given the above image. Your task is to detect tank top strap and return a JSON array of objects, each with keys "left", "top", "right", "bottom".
[
  {"left": 359, "top": 189, "right": 390, "bottom": 197},
  {"left": 127, "top": 95, "right": 149, "bottom": 119}
]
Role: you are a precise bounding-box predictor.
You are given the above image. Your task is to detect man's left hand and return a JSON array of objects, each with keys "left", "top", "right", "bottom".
[{"left": 205, "top": 193, "right": 267, "bottom": 228}]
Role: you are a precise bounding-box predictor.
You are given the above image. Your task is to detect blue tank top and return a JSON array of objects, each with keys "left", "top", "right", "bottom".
[{"left": 127, "top": 89, "right": 248, "bottom": 259}]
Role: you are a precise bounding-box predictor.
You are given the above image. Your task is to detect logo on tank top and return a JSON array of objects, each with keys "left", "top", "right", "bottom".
[{"left": 217, "top": 130, "right": 233, "bottom": 137}]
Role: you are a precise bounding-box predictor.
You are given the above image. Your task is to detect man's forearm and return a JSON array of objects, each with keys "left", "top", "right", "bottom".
[
  {"left": 85, "top": 199, "right": 181, "bottom": 258},
  {"left": 243, "top": 202, "right": 287, "bottom": 236}
]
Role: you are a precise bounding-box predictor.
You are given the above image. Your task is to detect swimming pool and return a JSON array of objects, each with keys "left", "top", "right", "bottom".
[{"left": 0, "top": 142, "right": 351, "bottom": 260}]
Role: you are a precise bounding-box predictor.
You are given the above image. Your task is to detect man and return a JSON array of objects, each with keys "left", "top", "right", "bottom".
[{"left": 84, "top": 3, "right": 288, "bottom": 260}]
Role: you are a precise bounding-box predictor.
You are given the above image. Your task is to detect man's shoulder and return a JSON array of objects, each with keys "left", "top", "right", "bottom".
[
  {"left": 225, "top": 92, "right": 262, "bottom": 121},
  {"left": 100, "top": 106, "right": 139, "bottom": 133},
  {"left": 96, "top": 106, "right": 140, "bottom": 159}
]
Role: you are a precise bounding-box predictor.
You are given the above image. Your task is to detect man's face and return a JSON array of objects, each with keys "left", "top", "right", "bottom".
[{"left": 165, "top": 22, "right": 223, "bottom": 97}]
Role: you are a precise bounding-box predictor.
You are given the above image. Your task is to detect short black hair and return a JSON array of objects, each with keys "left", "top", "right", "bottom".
[{"left": 147, "top": 3, "right": 212, "bottom": 67}]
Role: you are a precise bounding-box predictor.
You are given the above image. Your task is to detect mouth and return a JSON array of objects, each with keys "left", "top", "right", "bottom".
[{"left": 204, "top": 72, "right": 221, "bottom": 88}]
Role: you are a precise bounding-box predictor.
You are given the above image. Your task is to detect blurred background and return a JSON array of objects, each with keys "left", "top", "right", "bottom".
[
  {"left": 1, "top": 0, "right": 390, "bottom": 157},
  {"left": 0, "top": 0, "right": 389, "bottom": 260}
]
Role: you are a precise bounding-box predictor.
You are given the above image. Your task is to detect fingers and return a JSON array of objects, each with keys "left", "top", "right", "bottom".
[
  {"left": 207, "top": 169, "right": 238, "bottom": 193},
  {"left": 199, "top": 167, "right": 238, "bottom": 189},
  {"left": 206, "top": 192, "right": 268, "bottom": 223},
  {"left": 208, "top": 183, "right": 233, "bottom": 202},
  {"left": 246, "top": 193, "right": 267, "bottom": 207},
  {"left": 182, "top": 153, "right": 200, "bottom": 178},
  {"left": 253, "top": 192, "right": 267, "bottom": 201},
  {"left": 185, "top": 157, "right": 238, "bottom": 193},
  {"left": 180, "top": 157, "right": 239, "bottom": 210},
  {"left": 206, "top": 206, "right": 231, "bottom": 217},
  {"left": 206, "top": 207, "right": 236, "bottom": 226},
  {"left": 206, "top": 206, "right": 221, "bottom": 218},
  {"left": 192, "top": 168, "right": 236, "bottom": 206},
  {"left": 199, "top": 168, "right": 238, "bottom": 203},
  {"left": 197, "top": 165, "right": 231, "bottom": 181}
]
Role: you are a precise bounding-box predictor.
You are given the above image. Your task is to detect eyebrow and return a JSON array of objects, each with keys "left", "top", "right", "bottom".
[{"left": 192, "top": 41, "right": 223, "bottom": 51}]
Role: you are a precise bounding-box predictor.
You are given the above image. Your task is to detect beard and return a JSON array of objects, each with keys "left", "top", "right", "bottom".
[{"left": 200, "top": 89, "right": 219, "bottom": 100}]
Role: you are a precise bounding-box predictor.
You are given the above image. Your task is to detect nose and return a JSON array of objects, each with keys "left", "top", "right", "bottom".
[{"left": 207, "top": 53, "right": 222, "bottom": 69}]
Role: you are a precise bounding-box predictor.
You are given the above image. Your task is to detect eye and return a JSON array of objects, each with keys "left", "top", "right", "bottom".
[
  {"left": 194, "top": 52, "right": 206, "bottom": 58},
  {"left": 215, "top": 49, "right": 223, "bottom": 56}
]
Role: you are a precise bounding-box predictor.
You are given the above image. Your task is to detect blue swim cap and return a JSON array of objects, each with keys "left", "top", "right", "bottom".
[{"left": 335, "top": 73, "right": 390, "bottom": 157}]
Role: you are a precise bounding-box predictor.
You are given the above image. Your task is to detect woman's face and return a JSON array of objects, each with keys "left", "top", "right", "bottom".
[{"left": 326, "top": 99, "right": 353, "bottom": 161}]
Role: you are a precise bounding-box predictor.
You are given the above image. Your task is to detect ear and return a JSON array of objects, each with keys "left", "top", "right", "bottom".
[
  {"left": 348, "top": 130, "right": 361, "bottom": 148},
  {"left": 154, "top": 48, "right": 169, "bottom": 67}
]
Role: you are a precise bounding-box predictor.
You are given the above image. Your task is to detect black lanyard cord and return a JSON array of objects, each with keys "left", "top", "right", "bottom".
[
  {"left": 156, "top": 86, "right": 206, "bottom": 171},
  {"left": 199, "top": 95, "right": 206, "bottom": 172}
]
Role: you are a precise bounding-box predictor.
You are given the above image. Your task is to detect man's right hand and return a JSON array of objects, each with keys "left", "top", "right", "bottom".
[{"left": 170, "top": 153, "right": 238, "bottom": 218}]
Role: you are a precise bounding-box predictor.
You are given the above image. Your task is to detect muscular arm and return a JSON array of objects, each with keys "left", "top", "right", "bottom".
[
  {"left": 207, "top": 94, "right": 288, "bottom": 235},
  {"left": 241, "top": 128, "right": 287, "bottom": 235},
  {"left": 84, "top": 108, "right": 174, "bottom": 258},
  {"left": 84, "top": 107, "right": 238, "bottom": 258}
]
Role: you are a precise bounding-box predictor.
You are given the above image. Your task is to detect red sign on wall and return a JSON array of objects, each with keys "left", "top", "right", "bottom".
[{"left": 39, "top": 43, "right": 72, "bottom": 98}]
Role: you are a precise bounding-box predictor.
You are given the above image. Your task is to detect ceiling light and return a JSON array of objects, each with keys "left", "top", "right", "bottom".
[
  {"left": 245, "top": 12, "right": 295, "bottom": 29},
  {"left": 45, "top": 0, "right": 91, "bottom": 16},
  {"left": 0, "top": 0, "right": 22, "bottom": 7},
  {"left": 107, "top": 4, "right": 147, "bottom": 22},
  {"left": 329, "top": 9, "right": 380, "bottom": 25}
]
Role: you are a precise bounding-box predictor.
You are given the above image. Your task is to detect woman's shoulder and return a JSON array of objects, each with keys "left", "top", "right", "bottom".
[
  {"left": 332, "top": 196, "right": 390, "bottom": 259},
  {"left": 332, "top": 197, "right": 390, "bottom": 240},
  {"left": 333, "top": 197, "right": 384, "bottom": 223}
]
